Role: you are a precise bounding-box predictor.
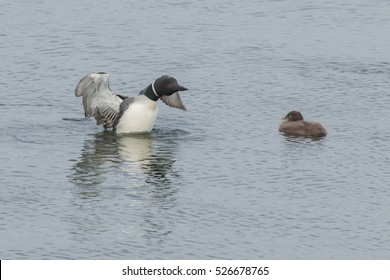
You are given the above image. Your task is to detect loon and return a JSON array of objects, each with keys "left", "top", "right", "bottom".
[
  {"left": 75, "top": 72, "right": 188, "bottom": 133},
  {"left": 279, "top": 111, "right": 327, "bottom": 137}
]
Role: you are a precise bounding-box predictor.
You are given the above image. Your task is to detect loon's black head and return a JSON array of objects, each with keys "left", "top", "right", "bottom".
[{"left": 153, "top": 75, "right": 188, "bottom": 97}]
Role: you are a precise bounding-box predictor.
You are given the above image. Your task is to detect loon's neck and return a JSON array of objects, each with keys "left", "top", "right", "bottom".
[{"left": 143, "top": 82, "right": 159, "bottom": 102}]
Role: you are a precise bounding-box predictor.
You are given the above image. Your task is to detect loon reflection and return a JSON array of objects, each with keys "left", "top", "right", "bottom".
[
  {"left": 70, "top": 131, "right": 180, "bottom": 198},
  {"left": 118, "top": 133, "right": 176, "bottom": 181}
]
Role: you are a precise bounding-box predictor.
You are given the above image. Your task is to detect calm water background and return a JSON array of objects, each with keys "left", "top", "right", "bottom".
[{"left": 1, "top": 0, "right": 390, "bottom": 259}]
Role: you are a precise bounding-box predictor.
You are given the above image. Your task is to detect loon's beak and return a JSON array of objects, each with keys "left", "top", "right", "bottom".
[{"left": 176, "top": 85, "right": 188, "bottom": 91}]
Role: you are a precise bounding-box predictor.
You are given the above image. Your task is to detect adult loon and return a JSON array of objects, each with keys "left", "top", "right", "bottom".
[{"left": 75, "top": 72, "right": 188, "bottom": 133}]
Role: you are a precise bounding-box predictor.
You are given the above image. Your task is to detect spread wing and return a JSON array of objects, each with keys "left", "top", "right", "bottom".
[
  {"left": 75, "top": 73, "right": 124, "bottom": 128},
  {"left": 160, "top": 92, "right": 186, "bottom": 111}
]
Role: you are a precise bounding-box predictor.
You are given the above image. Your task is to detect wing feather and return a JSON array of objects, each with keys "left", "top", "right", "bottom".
[
  {"left": 75, "top": 73, "right": 123, "bottom": 127},
  {"left": 160, "top": 92, "right": 186, "bottom": 111}
]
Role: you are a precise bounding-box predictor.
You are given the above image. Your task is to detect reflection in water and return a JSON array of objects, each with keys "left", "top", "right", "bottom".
[
  {"left": 278, "top": 133, "right": 328, "bottom": 184},
  {"left": 69, "top": 130, "right": 180, "bottom": 198},
  {"left": 69, "top": 131, "right": 120, "bottom": 199},
  {"left": 119, "top": 134, "right": 176, "bottom": 186},
  {"left": 280, "top": 133, "right": 327, "bottom": 144},
  {"left": 68, "top": 129, "right": 182, "bottom": 240}
]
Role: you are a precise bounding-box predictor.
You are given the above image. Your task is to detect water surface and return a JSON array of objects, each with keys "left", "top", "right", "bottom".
[{"left": 1, "top": 0, "right": 390, "bottom": 259}]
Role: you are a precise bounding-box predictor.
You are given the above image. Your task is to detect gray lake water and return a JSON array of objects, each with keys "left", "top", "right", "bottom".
[{"left": 1, "top": 0, "right": 390, "bottom": 259}]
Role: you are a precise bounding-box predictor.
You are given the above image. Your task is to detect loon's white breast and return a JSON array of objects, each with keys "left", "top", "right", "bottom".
[{"left": 115, "top": 95, "right": 159, "bottom": 134}]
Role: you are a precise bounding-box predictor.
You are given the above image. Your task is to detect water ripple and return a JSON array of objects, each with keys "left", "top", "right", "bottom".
[{"left": 1, "top": 0, "right": 390, "bottom": 259}]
